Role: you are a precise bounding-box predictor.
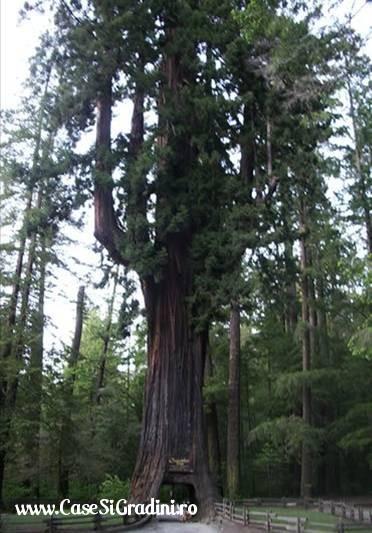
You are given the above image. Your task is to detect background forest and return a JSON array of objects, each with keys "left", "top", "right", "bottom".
[{"left": 0, "top": 0, "right": 371, "bottom": 509}]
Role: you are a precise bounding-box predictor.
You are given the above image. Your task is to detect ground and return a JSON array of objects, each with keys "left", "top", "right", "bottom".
[
  {"left": 142, "top": 520, "right": 262, "bottom": 532},
  {"left": 143, "top": 522, "right": 218, "bottom": 532}
]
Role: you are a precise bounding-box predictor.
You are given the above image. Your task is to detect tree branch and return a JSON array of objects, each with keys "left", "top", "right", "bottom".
[
  {"left": 126, "top": 79, "right": 152, "bottom": 250},
  {"left": 94, "top": 77, "right": 129, "bottom": 266}
]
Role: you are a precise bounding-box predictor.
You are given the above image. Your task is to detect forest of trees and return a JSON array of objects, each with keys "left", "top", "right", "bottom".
[{"left": 0, "top": 0, "right": 371, "bottom": 515}]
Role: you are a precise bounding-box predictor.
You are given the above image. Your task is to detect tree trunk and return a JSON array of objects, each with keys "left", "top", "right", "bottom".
[
  {"left": 93, "top": 35, "right": 217, "bottom": 513},
  {"left": 346, "top": 68, "right": 372, "bottom": 255},
  {"left": 308, "top": 268, "right": 318, "bottom": 367},
  {"left": 24, "top": 234, "right": 46, "bottom": 498},
  {"left": 6, "top": 189, "right": 42, "bottom": 406},
  {"left": 0, "top": 68, "right": 49, "bottom": 366},
  {"left": 93, "top": 268, "right": 118, "bottom": 405},
  {"left": 0, "top": 192, "right": 32, "bottom": 507},
  {"left": 130, "top": 238, "right": 217, "bottom": 514},
  {"left": 299, "top": 210, "right": 312, "bottom": 499},
  {"left": 58, "top": 285, "right": 85, "bottom": 498},
  {"left": 0, "top": 204, "right": 39, "bottom": 506},
  {"left": 284, "top": 241, "right": 298, "bottom": 333},
  {"left": 0, "top": 190, "right": 33, "bottom": 362},
  {"left": 204, "top": 350, "right": 221, "bottom": 489},
  {"left": 226, "top": 302, "right": 241, "bottom": 498},
  {"left": 316, "top": 275, "right": 330, "bottom": 365}
]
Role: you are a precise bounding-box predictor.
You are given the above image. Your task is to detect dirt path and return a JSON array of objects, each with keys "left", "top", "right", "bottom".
[
  {"left": 142, "top": 519, "right": 262, "bottom": 532},
  {"left": 142, "top": 521, "right": 219, "bottom": 532}
]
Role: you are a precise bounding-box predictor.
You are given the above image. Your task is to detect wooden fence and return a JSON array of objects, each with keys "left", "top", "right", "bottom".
[
  {"left": 214, "top": 499, "right": 371, "bottom": 532},
  {"left": 0, "top": 512, "right": 151, "bottom": 532},
  {"left": 319, "top": 500, "right": 372, "bottom": 525},
  {"left": 232, "top": 498, "right": 318, "bottom": 509},
  {"left": 3, "top": 499, "right": 372, "bottom": 532}
]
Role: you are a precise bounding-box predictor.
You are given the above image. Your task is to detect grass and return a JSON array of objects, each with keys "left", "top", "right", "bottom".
[
  {"left": 251, "top": 505, "right": 337, "bottom": 522},
  {"left": 240, "top": 505, "right": 372, "bottom": 532}
]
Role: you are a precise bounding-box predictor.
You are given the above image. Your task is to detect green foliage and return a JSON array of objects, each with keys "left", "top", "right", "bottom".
[
  {"left": 68, "top": 480, "right": 97, "bottom": 501},
  {"left": 349, "top": 326, "right": 372, "bottom": 360},
  {"left": 348, "top": 267, "right": 372, "bottom": 359},
  {"left": 335, "top": 403, "right": 372, "bottom": 467},
  {"left": 2, "top": 0, "right": 372, "bottom": 505},
  {"left": 249, "top": 416, "right": 323, "bottom": 463},
  {"left": 275, "top": 369, "right": 341, "bottom": 397},
  {"left": 97, "top": 475, "right": 130, "bottom": 501}
]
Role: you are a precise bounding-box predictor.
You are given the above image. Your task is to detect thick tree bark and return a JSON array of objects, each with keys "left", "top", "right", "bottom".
[
  {"left": 94, "top": 77, "right": 146, "bottom": 266},
  {"left": 226, "top": 302, "right": 241, "bottom": 498},
  {"left": 130, "top": 238, "right": 217, "bottom": 513},
  {"left": 299, "top": 209, "right": 312, "bottom": 499},
  {"left": 94, "top": 80, "right": 129, "bottom": 266},
  {"left": 58, "top": 286, "right": 85, "bottom": 498}
]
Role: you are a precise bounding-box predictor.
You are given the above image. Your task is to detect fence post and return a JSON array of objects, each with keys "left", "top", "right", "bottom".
[
  {"left": 296, "top": 517, "right": 301, "bottom": 533},
  {"left": 48, "top": 515, "right": 56, "bottom": 533},
  {"left": 337, "top": 520, "right": 344, "bottom": 533},
  {"left": 94, "top": 513, "right": 102, "bottom": 531},
  {"left": 319, "top": 500, "right": 323, "bottom": 512},
  {"left": 331, "top": 502, "right": 335, "bottom": 515},
  {"left": 223, "top": 498, "right": 226, "bottom": 517},
  {"left": 229, "top": 501, "right": 233, "bottom": 520},
  {"left": 358, "top": 507, "right": 363, "bottom": 522},
  {"left": 266, "top": 512, "right": 271, "bottom": 531}
]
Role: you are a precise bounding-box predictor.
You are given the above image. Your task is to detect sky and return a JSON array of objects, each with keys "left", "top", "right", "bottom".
[
  {"left": 0, "top": 0, "right": 371, "bottom": 352},
  {"left": 0, "top": 2, "right": 111, "bottom": 351}
]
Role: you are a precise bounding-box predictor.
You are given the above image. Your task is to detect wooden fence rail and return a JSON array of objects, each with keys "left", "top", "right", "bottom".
[
  {"left": 0, "top": 513, "right": 151, "bottom": 532},
  {"left": 318, "top": 500, "right": 372, "bottom": 525},
  {"left": 214, "top": 499, "right": 370, "bottom": 532},
  {"left": 224, "top": 497, "right": 372, "bottom": 519}
]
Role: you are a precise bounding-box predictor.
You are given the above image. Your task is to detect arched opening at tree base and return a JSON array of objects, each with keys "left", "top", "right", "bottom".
[
  {"left": 131, "top": 462, "right": 217, "bottom": 518},
  {"left": 160, "top": 482, "right": 195, "bottom": 504},
  {"left": 162, "top": 472, "right": 216, "bottom": 516}
]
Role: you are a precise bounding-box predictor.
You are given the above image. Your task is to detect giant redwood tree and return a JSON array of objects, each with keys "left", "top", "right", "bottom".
[
  {"left": 21, "top": 0, "right": 344, "bottom": 508},
  {"left": 47, "top": 0, "right": 245, "bottom": 510}
]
